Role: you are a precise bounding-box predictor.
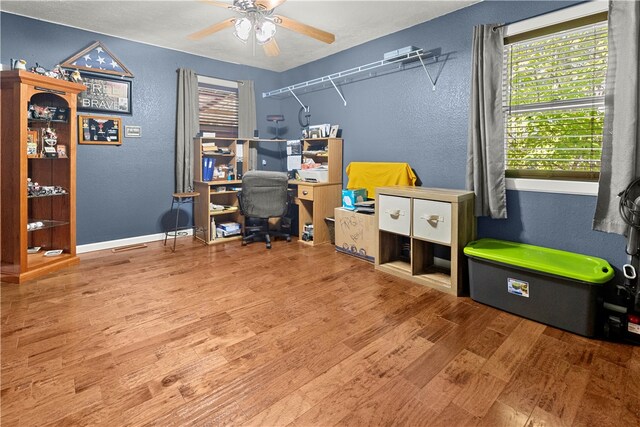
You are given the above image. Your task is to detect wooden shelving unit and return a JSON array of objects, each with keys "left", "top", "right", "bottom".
[
  {"left": 375, "top": 186, "right": 476, "bottom": 296},
  {"left": 1, "top": 70, "right": 86, "bottom": 283},
  {"left": 193, "top": 136, "right": 250, "bottom": 245},
  {"left": 194, "top": 137, "right": 240, "bottom": 182},
  {"left": 301, "top": 137, "right": 343, "bottom": 183},
  {"left": 293, "top": 137, "right": 343, "bottom": 245},
  {"left": 194, "top": 180, "right": 243, "bottom": 245}
]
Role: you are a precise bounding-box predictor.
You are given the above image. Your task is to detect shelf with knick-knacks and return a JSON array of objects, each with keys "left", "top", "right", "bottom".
[
  {"left": 194, "top": 137, "right": 241, "bottom": 182},
  {"left": 1, "top": 70, "right": 86, "bottom": 283},
  {"left": 26, "top": 126, "right": 68, "bottom": 159}
]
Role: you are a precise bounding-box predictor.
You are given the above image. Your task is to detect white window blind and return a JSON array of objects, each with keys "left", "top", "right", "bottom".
[
  {"left": 503, "top": 21, "right": 608, "bottom": 180},
  {"left": 198, "top": 83, "right": 238, "bottom": 138}
]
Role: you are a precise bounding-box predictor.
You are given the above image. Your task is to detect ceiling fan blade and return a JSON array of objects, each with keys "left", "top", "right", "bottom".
[
  {"left": 198, "top": 0, "right": 235, "bottom": 9},
  {"left": 255, "top": 0, "right": 287, "bottom": 10},
  {"left": 262, "top": 39, "right": 280, "bottom": 56},
  {"left": 188, "top": 18, "right": 236, "bottom": 40},
  {"left": 273, "top": 15, "right": 335, "bottom": 44}
]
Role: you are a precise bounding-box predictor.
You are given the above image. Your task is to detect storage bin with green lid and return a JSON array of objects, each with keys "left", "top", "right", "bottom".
[{"left": 464, "top": 238, "right": 614, "bottom": 336}]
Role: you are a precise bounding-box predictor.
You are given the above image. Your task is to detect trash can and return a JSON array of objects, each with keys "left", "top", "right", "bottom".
[{"left": 464, "top": 238, "right": 614, "bottom": 337}]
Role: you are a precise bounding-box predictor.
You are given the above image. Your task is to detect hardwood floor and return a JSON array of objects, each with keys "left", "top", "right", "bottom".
[{"left": 2, "top": 237, "right": 639, "bottom": 426}]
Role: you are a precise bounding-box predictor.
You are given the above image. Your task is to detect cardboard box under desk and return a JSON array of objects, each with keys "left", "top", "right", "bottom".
[{"left": 334, "top": 208, "right": 375, "bottom": 263}]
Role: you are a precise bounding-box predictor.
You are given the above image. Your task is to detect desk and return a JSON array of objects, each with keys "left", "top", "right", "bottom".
[
  {"left": 193, "top": 137, "right": 343, "bottom": 246},
  {"left": 243, "top": 137, "right": 342, "bottom": 246},
  {"left": 288, "top": 180, "right": 342, "bottom": 245},
  {"left": 194, "top": 179, "right": 341, "bottom": 246}
]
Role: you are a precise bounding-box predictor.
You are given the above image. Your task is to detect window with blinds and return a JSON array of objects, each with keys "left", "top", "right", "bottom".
[
  {"left": 503, "top": 20, "right": 608, "bottom": 180},
  {"left": 198, "top": 82, "right": 238, "bottom": 138}
]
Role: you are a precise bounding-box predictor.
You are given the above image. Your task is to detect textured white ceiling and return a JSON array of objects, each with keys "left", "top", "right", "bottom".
[{"left": 1, "top": 0, "right": 479, "bottom": 72}]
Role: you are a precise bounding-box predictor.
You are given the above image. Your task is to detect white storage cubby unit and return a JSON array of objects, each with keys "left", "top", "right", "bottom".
[{"left": 375, "top": 186, "right": 476, "bottom": 296}]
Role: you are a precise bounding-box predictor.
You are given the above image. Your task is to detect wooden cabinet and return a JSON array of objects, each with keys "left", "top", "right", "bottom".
[
  {"left": 375, "top": 186, "right": 476, "bottom": 296},
  {"left": 292, "top": 181, "right": 342, "bottom": 245},
  {"left": 1, "top": 70, "right": 86, "bottom": 283}
]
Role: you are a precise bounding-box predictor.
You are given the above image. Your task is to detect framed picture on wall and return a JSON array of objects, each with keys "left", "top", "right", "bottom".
[
  {"left": 78, "top": 115, "right": 122, "bottom": 145},
  {"left": 77, "top": 73, "right": 132, "bottom": 114}
]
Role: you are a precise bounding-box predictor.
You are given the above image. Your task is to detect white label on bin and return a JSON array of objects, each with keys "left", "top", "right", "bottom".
[
  {"left": 508, "top": 278, "right": 529, "bottom": 298},
  {"left": 628, "top": 322, "right": 640, "bottom": 335}
]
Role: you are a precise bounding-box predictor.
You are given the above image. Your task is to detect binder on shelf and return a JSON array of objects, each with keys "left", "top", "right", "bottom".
[{"left": 202, "top": 157, "right": 216, "bottom": 181}]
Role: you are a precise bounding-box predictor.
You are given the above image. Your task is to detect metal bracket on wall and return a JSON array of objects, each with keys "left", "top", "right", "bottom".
[
  {"left": 262, "top": 48, "right": 447, "bottom": 106},
  {"left": 418, "top": 52, "right": 449, "bottom": 91}
]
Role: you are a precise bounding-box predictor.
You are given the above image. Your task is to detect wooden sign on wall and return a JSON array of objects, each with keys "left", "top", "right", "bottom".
[{"left": 77, "top": 74, "right": 132, "bottom": 114}]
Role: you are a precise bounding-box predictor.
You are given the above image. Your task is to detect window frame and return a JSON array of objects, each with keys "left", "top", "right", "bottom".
[
  {"left": 197, "top": 75, "right": 239, "bottom": 138},
  {"left": 502, "top": 1, "right": 608, "bottom": 196}
]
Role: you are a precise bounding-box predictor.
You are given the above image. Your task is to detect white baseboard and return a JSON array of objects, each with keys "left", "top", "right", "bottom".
[{"left": 76, "top": 230, "right": 193, "bottom": 254}]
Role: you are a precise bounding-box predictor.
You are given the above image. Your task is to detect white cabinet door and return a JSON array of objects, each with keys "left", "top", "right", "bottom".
[
  {"left": 378, "top": 195, "right": 411, "bottom": 236},
  {"left": 413, "top": 199, "right": 451, "bottom": 244}
]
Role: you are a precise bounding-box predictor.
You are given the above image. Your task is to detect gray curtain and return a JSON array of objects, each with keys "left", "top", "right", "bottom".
[
  {"left": 466, "top": 24, "right": 507, "bottom": 219},
  {"left": 238, "top": 80, "right": 257, "bottom": 170},
  {"left": 176, "top": 68, "right": 199, "bottom": 193},
  {"left": 593, "top": 0, "right": 640, "bottom": 234}
]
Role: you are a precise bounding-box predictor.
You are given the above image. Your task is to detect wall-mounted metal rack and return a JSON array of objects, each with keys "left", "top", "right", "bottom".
[{"left": 262, "top": 48, "right": 448, "bottom": 107}]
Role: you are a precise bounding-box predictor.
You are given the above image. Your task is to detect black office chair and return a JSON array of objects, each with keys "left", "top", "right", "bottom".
[{"left": 237, "top": 170, "right": 291, "bottom": 249}]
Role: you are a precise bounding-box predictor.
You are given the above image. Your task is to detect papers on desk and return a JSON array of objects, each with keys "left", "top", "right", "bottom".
[
  {"left": 288, "top": 156, "right": 302, "bottom": 171},
  {"left": 287, "top": 140, "right": 302, "bottom": 171}
]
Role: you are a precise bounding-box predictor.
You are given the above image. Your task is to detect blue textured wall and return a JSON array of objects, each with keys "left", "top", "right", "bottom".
[
  {"left": 1, "top": 3, "right": 628, "bottom": 271},
  {"left": 275, "top": 1, "right": 626, "bottom": 269},
  {"left": 1, "top": 12, "right": 282, "bottom": 244}
]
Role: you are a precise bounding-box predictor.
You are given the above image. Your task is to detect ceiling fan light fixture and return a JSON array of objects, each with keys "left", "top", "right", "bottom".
[
  {"left": 234, "top": 17, "right": 252, "bottom": 42},
  {"left": 255, "top": 19, "right": 276, "bottom": 44}
]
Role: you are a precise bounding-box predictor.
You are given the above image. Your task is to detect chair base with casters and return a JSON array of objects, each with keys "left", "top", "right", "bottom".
[
  {"left": 237, "top": 170, "right": 291, "bottom": 249},
  {"left": 164, "top": 191, "right": 199, "bottom": 252},
  {"left": 241, "top": 217, "right": 291, "bottom": 249}
]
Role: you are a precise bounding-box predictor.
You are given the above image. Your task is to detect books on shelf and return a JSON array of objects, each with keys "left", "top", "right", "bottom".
[
  {"left": 202, "top": 132, "right": 216, "bottom": 138},
  {"left": 355, "top": 200, "right": 375, "bottom": 214},
  {"left": 202, "top": 142, "right": 218, "bottom": 151}
]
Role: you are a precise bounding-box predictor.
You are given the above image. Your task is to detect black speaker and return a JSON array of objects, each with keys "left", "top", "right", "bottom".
[{"left": 254, "top": 129, "right": 259, "bottom": 138}]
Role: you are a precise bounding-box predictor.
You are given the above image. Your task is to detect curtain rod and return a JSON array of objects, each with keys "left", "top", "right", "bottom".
[
  {"left": 490, "top": 1, "right": 608, "bottom": 32},
  {"left": 177, "top": 69, "right": 245, "bottom": 85},
  {"left": 490, "top": 3, "right": 579, "bottom": 30}
]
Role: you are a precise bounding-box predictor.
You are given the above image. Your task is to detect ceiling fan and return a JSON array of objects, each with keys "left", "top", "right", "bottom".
[{"left": 188, "top": 0, "right": 335, "bottom": 57}]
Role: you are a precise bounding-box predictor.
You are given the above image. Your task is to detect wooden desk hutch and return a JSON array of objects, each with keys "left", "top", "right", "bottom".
[{"left": 193, "top": 136, "right": 343, "bottom": 246}]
